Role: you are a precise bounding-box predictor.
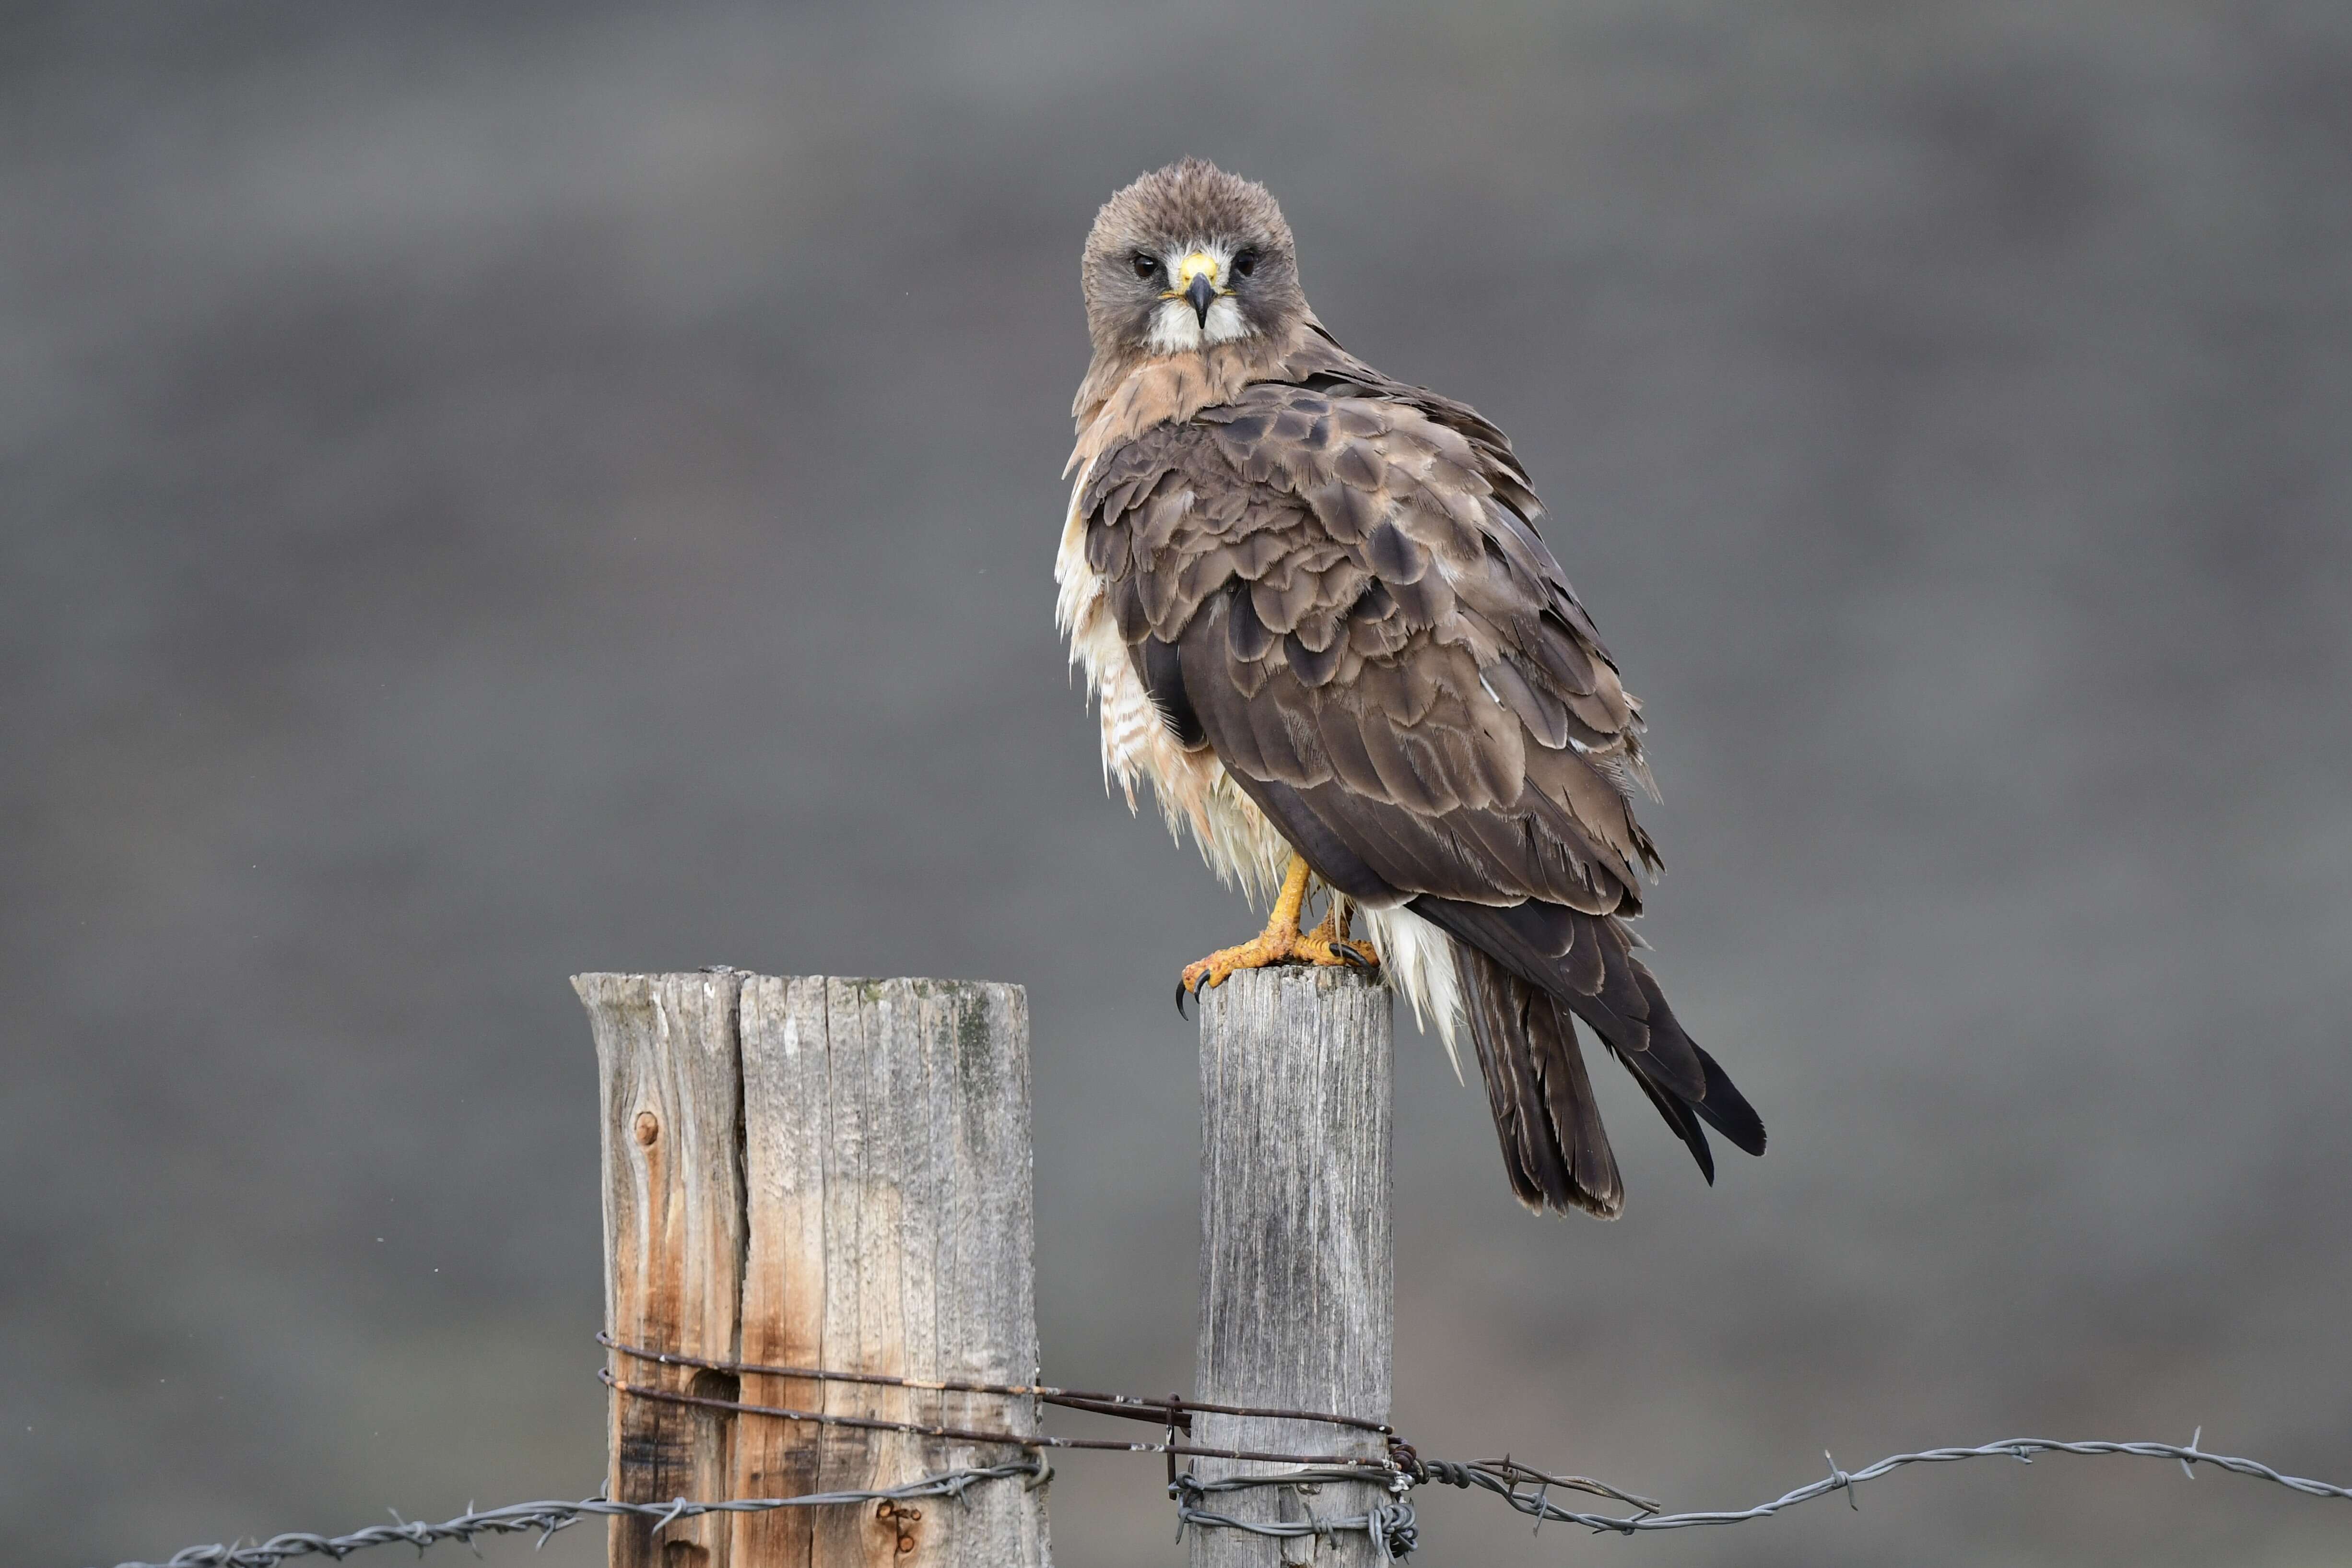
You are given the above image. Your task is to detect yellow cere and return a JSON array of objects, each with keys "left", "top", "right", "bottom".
[{"left": 1177, "top": 251, "right": 1220, "bottom": 287}]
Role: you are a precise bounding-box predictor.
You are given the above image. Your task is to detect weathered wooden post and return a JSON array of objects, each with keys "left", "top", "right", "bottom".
[
  {"left": 577, "top": 972, "right": 1051, "bottom": 1568},
  {"left": 1192, "top": 967, "right": 1395, "bottom": 1567}
]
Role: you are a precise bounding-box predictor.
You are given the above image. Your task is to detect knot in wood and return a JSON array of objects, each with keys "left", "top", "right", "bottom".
[{"left": 633, "top": 1110, "right": 660, "bottom": 1146}]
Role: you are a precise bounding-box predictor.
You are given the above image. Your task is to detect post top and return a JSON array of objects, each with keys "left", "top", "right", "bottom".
[{"left": 572, "top": 970, "right": 1024, "bottom": 1001}]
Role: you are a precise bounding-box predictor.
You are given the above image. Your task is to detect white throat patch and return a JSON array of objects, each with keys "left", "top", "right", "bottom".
[{"left": 1144, "top": 243, "right": 1255, "bottom": 353}]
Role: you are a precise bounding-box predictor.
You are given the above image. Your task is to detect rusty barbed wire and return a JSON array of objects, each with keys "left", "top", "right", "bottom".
[
  {"left": 601, "top": 1369, "right": 1395, "bottom": 1470},
  {"left": 600, "top": 1332, "right": 1403, "bottom": 1471},
  {"left": 600, "top": 1332, "right": 1394, "bottom": 1436}
]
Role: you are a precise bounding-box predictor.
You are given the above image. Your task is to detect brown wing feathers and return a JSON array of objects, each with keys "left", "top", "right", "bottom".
[{"left": 1085, "top": 372, "right": 1764, "bottom": 1211}]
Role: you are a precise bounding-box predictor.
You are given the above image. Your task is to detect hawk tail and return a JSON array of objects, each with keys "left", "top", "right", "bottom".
[
  {"left": 1427, "top": 896, "right": 1766, "bottom": 1214},
  {"left": 1456, "top": 943, "right": 1625, "bottom": 1217}
]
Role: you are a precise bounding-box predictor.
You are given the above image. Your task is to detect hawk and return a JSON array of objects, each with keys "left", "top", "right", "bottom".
[{"left": 1057, "top": 159, "right": 1764, "bottom": 1217}]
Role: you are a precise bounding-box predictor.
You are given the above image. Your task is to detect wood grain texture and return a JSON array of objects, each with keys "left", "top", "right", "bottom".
[
  {"left": 577, "top": 970, "right": 748, "bottom": 1568},
  {"left": 1193, "top": 967, "right": 1393, "bottom": 1568},
  {"left": 739, "top": 977, "right": 1049, "bottom": 1567},
  {"left": 579, "top": 972, "right": 1048, "bottom": 1568}
]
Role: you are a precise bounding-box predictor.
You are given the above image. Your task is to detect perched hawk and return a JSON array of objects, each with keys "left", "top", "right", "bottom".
[{"left": 1057, "top": 159, "right": 1764, "bottom": 1217}]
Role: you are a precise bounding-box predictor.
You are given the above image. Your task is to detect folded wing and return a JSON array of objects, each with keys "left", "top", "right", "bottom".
[{"left": 1083, "top": 373, "right": 1764, "bottom": 1212}]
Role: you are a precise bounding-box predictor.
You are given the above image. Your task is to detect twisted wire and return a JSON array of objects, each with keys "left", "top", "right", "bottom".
[{"left": 1171, "top": 1467, "right": 1420, "bottom": 1562}]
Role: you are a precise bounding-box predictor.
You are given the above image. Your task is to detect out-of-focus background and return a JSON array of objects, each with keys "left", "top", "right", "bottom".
[{"left": 5, "top": 3, "right": 2349, "bottom": 1565}]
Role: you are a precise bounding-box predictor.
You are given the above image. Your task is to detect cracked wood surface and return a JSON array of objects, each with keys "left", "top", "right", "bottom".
[{"left": 578, "top": 972, "right": 1047, "bottom": 1568}]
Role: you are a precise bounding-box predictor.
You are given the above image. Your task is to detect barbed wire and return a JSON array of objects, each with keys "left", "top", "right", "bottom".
[
  {"left": 600, "top": 1332, "right": 1393, "bottom": 1438},
  {"left": 600, "top": 1330, "right": 1408, "bottom": 1475},
  {"left": 1409, "top": 1430, "right": 2352, "bottom": 1534},
  {"left": 101, "top": 1431, "right": 2351, "bottom": 1568},
  {"left": 99, "top": 1459, "right": 1047, "bottom": 1568},
  {"left": 1171, "top": 1467, "right": 1420, "bottom": 1562},
  {"left": 92, "top": 1340, "right": 2352, "bottom": 1568}
]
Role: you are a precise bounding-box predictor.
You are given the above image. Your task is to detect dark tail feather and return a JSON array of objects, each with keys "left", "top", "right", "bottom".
[
  {"left": 1457, "top": 943, "right": 1624, "bottom": 1218},
  {"left": 1687, "top": 1040, "right": 1766, "bottom": 1156},
  {"left": 1414, "top": 894, "right": 1767, "bottom": 1195},
  {"left": 1610, "top": 1043, "right": 1717, "bottom": 1184},
  {"left": 1608, "top": 962, "right": 1768, "bottom": 1161}
]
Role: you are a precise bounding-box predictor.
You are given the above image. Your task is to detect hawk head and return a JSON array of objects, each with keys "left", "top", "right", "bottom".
[{"left": 1082, "top": 158, "right": 1306, "bottom": 358}]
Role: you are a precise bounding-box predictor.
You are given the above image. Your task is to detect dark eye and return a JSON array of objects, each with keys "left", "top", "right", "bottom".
[
  {"left": 1130, "top": 253, "right": 1159, "bottom": 279},
  {"left": 1231, "top": 248, "right": 1259, "bottom": 278}
]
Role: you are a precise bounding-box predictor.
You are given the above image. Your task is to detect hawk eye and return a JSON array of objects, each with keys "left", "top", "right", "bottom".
[
  {"left": 1231, "top": 248, "right": 1259, "bottom": 278},
  {"left": 1130, "top": 253, "right": 1159, "bottom": 279}
]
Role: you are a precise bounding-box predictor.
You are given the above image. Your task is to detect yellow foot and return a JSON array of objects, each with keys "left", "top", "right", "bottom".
[
  {"left": 1176, "top": 872, "right": 1379, "bottom": 1014},
  {"left": 1186, "top": 924, "right": 1377, "bottom": 984}
]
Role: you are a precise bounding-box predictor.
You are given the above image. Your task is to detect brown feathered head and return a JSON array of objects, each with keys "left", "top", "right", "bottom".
[{"left": 1081, "top": 159, "right": 1307, "bottom": 359}]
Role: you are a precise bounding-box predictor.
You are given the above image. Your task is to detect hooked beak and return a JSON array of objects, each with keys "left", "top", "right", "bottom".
[
  {"left": 1175, "top": 251, "right": 1221, "bottom": 327},
  {"left": 1184, "top": 270, "right": 1217, "bottom": 327}
]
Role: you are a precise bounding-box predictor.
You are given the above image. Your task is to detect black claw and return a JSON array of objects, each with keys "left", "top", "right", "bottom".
[{"left": 1176, "top": 980, "right": 1190, "bottom": 1019}]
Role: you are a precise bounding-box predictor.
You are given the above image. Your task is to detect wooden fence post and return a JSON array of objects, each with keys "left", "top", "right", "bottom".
[
  {"left": 577, "top": 972, "right": 1050, "bottom": 1568},
  {"left": 1192, "top": 966, "right": 1394, "bottom": 1568}
]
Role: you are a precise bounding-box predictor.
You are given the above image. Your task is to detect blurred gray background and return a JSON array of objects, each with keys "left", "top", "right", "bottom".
[{"left": 5, "top": 2, "right": 2349, "bottom": 1565}]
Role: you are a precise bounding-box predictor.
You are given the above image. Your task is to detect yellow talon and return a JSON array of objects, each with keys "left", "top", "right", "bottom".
[{"left": 1178, "top": 857, "right": 1380, "bottom": 1010}]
